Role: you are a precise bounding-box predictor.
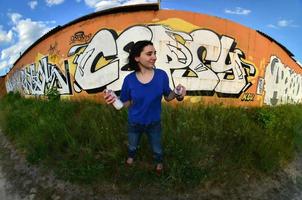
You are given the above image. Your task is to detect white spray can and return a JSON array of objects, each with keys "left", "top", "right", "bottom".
[{"left": 104, "top": 89, "right": 124, "bottom": 110}]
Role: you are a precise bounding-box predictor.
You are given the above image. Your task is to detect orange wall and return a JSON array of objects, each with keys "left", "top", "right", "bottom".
[
  {"left": 5, "top": 9, "right": 302, "bottom": 106},
  {"left": 0, "top": 77, "right": 7, "bottom": 98}
]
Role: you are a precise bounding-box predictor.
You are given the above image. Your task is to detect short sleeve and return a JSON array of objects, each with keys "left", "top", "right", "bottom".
[
  {"left": 162, "top": 70, "right": 172, "bottom": 97},
  {"left": 120, "top": 76, "right": 131, "bottom": 103}
]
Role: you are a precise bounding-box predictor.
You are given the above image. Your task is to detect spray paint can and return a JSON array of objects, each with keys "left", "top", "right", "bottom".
[
  {"left": 104, "top": 89, "right": 124, "bottom": 110},
  {"left": 174, "top": 85, "right": 184, "bottom": 101}
]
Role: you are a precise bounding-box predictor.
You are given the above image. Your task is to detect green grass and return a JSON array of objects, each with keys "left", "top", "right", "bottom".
[{"left": 0, "top": 92, "right": 302, "bottom": 191}]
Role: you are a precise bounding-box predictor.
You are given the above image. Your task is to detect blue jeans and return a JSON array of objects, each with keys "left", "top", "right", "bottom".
[{"left": 127, "top": 121, "right": 163, "bottom": 164}]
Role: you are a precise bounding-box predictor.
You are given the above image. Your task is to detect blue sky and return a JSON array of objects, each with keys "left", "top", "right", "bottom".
[{"left": 0, "top": 0, "right": 301, "bottom": 76}]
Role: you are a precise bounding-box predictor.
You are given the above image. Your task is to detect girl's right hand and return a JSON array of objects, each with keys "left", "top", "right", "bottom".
[{"left": 104, "top": 91, "right": 116, "bottom": 104}]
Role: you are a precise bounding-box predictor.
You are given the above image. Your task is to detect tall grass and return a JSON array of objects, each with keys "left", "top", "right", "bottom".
[{"left": 0, "top": 92, "right": 302, "bottom": 191}]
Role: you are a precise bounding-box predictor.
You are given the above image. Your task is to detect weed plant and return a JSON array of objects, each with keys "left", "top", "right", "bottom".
[{"left": 0, "top": 92, "right": 302, "bottom": 191}]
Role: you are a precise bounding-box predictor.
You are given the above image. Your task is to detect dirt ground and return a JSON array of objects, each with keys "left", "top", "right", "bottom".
[{"left": 1, "top": 129, "right": 302, "bottom": 200}]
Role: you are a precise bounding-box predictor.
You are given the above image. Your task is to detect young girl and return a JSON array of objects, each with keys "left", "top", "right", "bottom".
[{"left": 104, "top": 40, "right": 186, "bottom": 173}]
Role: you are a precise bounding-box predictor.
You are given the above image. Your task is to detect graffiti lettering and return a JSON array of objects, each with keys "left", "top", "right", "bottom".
[
  {"left": 71, "top": 29, "right": 119, "bottom": 93},
  {"left": 70, "top": 24, "right": 256, "bottom": 97},
  {"left": 70, "top": 31, "right": 92, "bottom": 44},
  {"left": 6, "top": 57, "right": 72, "bottom": 95},
  {"left": 241, "top": 93, "right": 255, "bottom": 101},
  {"left": 48, "top": 42, "right": 60, "bottom": 55},
  {"left": 256, "top": 77, "right": 265, "bottom": 95},
  {"left": 264, "top": 56, "right": 302, "bottom": 105},
  {"left": 5, "top": 70, "right": 23, "bottom": 93}
]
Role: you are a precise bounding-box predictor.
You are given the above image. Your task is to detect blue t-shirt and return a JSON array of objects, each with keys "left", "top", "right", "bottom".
[{"left": 120, "top": 68, "right": 172, "bottom": 125}]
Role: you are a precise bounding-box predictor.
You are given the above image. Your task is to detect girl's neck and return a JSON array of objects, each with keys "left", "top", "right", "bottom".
[
  {"left": 139, "top": 67, "right": 154, "bottom": 75},
  {"left": 136, "top": 67, "right": 154, "bottom": 84}
]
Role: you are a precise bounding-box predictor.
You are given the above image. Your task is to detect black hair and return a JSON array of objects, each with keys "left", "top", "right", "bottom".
[{"left": 127, "top": 40, "right": 154, "bottom": 71}]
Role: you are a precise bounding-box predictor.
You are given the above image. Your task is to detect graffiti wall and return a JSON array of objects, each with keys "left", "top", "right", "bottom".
[{"left": 4, "top": 7, "right": 302, "bottom": 106}]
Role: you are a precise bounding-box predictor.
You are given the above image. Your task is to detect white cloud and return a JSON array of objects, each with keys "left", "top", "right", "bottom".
[
  {"left": 95, "top": 1, "right": 120, "bottom": 11},
  {"left": 84, "top": 0, "right": 157, "bottom": 11},
  {"left": 225, "top": 7, "right": 251, "bottom": 15},
  {"left": 28, "top": 1, "right": 38, "bottom": 9},
  {"left": 0, "top": 59, "right": 9, "bottom": 74},
  {"left": 9, "top": 13, "right": 22, "bottom": 24},
  {"left": 0, "top": 26, "right": 13, "bottom": 43},
  {"left": 45, "top": 0, "right": 65, "bottom": 7},
  {"left": 277, "top": 19, "right": 299, "bottom": 28},
  {"left": 123, "top": 0, "right": 157, "bottom": 6},
  {"left": 83, "top": 0, "right": 101, "bottom": 7},
  {"left": 278, "top": 19, "right": 292, "bottom": 27},
  {"left": 267, "top": 24, "right": 278, "bottom": 29},
  {"left": 268, "top": 19, "right": 299, "bottom": 29},
  {"left": 0, "top": 13, "right": 53, "bottom": 74}
]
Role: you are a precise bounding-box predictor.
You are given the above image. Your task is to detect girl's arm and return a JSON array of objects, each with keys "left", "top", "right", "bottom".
[
  {"left": 164, "top": 84, "right": 186, "bottom": 102},
  {"left": 164, "top": 91, "right": 177, "bottom": 102}
]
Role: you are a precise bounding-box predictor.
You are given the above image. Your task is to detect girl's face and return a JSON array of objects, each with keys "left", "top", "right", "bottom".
[{"left": 135, "top": 45, "right": 157, "bottom": 69}]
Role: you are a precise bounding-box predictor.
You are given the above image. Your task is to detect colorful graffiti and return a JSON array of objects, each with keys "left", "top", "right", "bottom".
[
  {"left": 6, "top": 24, "right": 256, "bottom": 97},
  {"left": 4, "top": 9, "right": 301, "bottom": 106},
  {"left": 6, "top": 57, "right": 71, "bottom": 95},
  {"left": 264, "top": 56, "right": 302, "bottom": 105}
]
